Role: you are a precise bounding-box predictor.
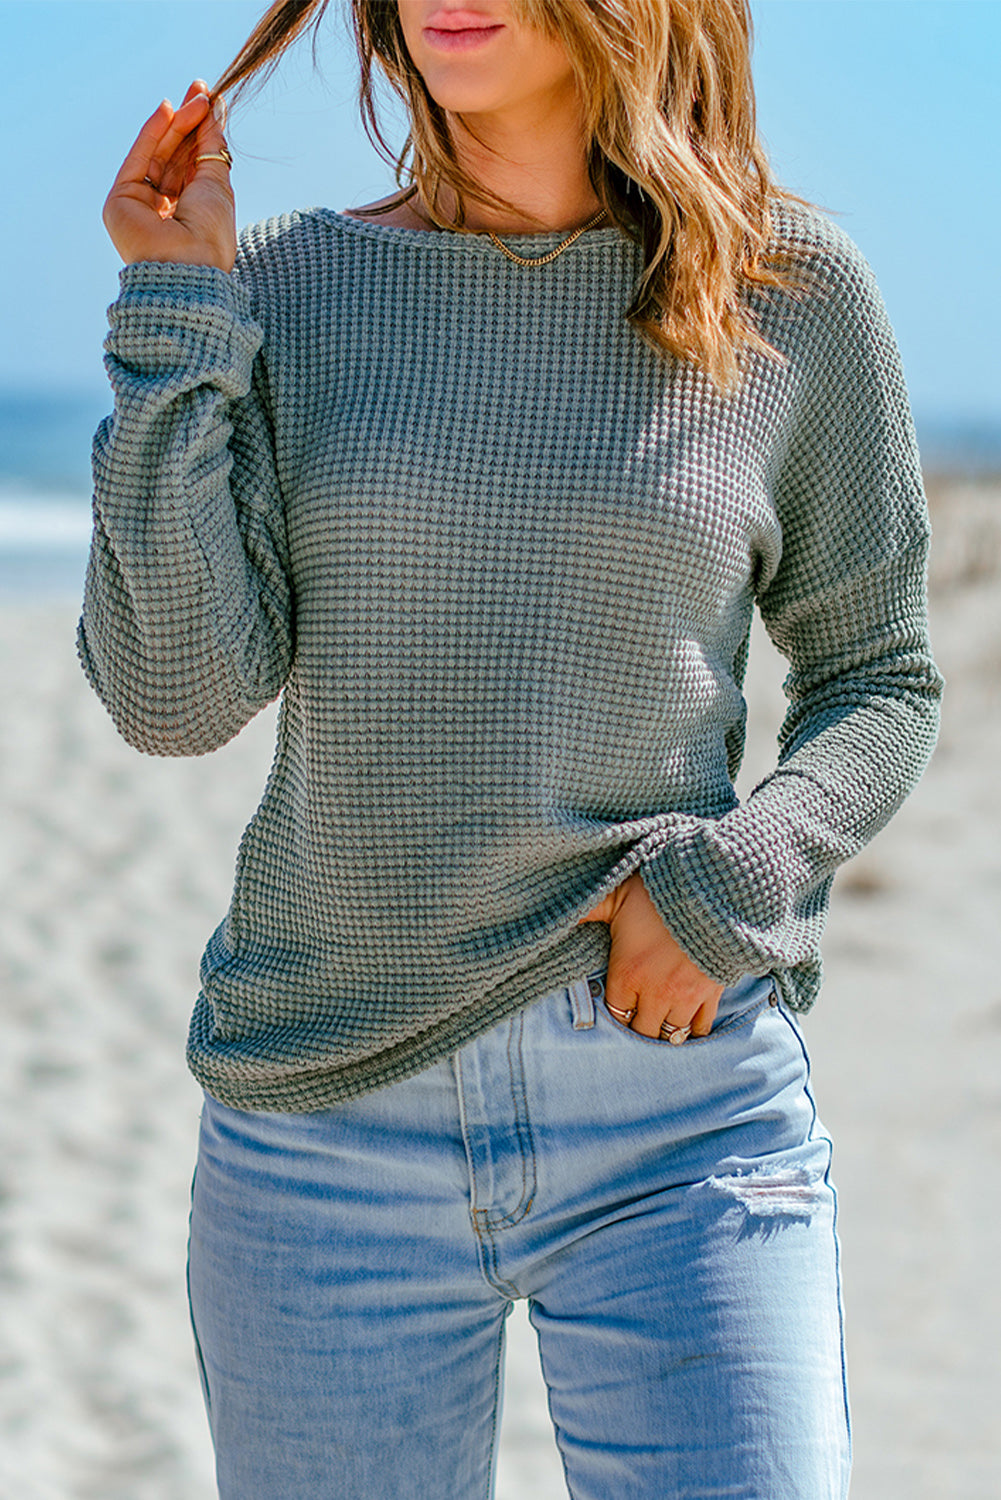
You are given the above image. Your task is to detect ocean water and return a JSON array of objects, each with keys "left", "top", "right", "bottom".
[
  {"left": 2, "top": 390, "right": 1000, "bottom": 603},
  {"left": 0, "top": 391, "right": 109, "bottom": 601}
]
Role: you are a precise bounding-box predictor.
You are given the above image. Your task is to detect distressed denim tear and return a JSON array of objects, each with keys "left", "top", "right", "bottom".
[{"left": 704, "top": 1164, "right": 826, "bottom": 1237}]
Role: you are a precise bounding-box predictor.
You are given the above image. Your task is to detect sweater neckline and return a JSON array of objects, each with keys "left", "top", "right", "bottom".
[{"left": 315, "top": 206, "right": 629, "bottom": 258}]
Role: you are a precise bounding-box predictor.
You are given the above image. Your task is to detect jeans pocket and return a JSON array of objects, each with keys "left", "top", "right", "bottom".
[
  {"left": 688, "top": 978, "right": 777, "bottom": 1043},
  {"left": 598, "top": 973, "right": 777, "bottom": 1047}
]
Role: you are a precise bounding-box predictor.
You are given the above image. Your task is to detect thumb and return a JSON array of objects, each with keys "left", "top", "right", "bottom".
[
  {"left": 578, "top": 893, "right": 614, "bottom": 925},
  {"left": 184, "top": 98, "right": 233, "bottom": 187}
]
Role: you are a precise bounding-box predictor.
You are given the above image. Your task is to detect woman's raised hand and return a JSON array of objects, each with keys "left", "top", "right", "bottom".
[
  {"left": 579, "top": 873, "right": 724, "bottom": 1041},
  {"left": 103, "top": 80, "right": 237, "bottom": 272}
]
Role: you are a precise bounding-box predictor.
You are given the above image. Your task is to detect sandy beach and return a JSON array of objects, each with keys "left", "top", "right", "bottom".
[{"left": 1, "top": 477, "right": 999, "bottom": 1499}]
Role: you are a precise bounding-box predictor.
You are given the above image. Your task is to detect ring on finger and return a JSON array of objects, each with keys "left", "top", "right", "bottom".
[
  {"left": 194, "top": 145, "right": 233, "bottom": 168},
  {"left": 658, "top": 1019, "right": 691, "bottom": 1045},
  {"left": 606, "top": 1002, "right": 636, "bottom": 1023}
]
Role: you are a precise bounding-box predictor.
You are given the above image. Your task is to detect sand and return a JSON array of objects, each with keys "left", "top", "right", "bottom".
[{"left": 1, "top": 478, "right": 999, "bottom": 1499}]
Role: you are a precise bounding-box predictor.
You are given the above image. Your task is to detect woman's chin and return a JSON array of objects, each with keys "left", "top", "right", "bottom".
[{"left": 418, "top": 77, "right": 516, "bottom": 117}]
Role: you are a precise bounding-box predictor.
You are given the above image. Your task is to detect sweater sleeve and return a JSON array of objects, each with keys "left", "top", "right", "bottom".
[
  {"left": 77, "top": 256, "right": 293, "bottom": 756},
  {"left": 637, "top": 231, "right": 944, "bottom": 1008}
]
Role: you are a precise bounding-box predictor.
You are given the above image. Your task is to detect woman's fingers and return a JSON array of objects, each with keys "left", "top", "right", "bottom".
[
  {"left": 158, "top": 81, "right": 223, "bottom": 197},
  {"left": 109, "top": 90, "right": 207, "bottom": 197},
  {"left": 583, "top": 873, "right": 724, "bottom": 1039},
  {"left": 146, "top": 91, "right": 212, "bottom": 190},
  {"left": 688, "top": 997, "right": 716, "bottom": 1039},
  {"left": 602, "top": 973, "right": 639, "bottom": 1026},
  {"left": 604, "top": 967, "right": 720, "bottom": 1039},
  {"left": 630, "top": 988, "right": 706, "bottom": 1039},
  {"left": 190, "top": 98, "right": 232, "bottom": 178},
  {"left": 596, "top": 873, "right": 722, "bottom": 1040},
  {"left": 604, "top": 972, "right": 710, "bottom": 1040},
  {"left": 102, "top": 80, "right": 236, "bottom": 270},
  {"left": 163, "top": 101, "right": 234, "bottom": 215},
  {"left": 109, "top": 98, "right": 175, "bottom": 195}
]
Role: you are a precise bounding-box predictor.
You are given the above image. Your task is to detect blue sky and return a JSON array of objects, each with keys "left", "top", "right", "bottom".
[{"left": 3, "top": 0, "right": 1000, "bottom": 428}]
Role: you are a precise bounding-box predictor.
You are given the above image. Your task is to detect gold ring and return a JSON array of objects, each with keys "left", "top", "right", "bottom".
[
  {"left": 658, "top": 1020, "right": 691, "bottom": 1045},
  {"left": 606, "top": 1003, "right": 636, "bottom": 1023},
  {"left": 195, "top": 146, "right": 233, "bottom": 168}
]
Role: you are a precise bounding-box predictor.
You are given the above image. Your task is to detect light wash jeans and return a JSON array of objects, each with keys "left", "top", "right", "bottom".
[{"left": 187, "top": 973, "right": 850, "bottom": 1499}]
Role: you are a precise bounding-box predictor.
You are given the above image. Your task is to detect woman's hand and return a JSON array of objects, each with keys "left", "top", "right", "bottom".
[
  {"left": 103, "top": 80, "right": 236, "bottom": 271},
  {"left": 579, "top": 874, "right": 723, "bottom": 1040}
]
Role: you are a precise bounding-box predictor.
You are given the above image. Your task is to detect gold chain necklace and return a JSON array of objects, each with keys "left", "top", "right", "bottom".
[{"left": 487, "top": 208, "right": 607, "bottom": 267}]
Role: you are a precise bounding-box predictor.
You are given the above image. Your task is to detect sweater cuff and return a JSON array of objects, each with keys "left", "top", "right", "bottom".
[
  {"left": 638, "top": 818, "right": 759, "bottom": 987},
  {"left": 636, "top": 787, "right": 835, "bottom": 990},
  {"left": 106, "top": 261, "right": 262, "bottom": 393}
]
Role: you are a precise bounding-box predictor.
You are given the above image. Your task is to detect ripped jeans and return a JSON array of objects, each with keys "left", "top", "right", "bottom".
[{"left": 187, "top": 973, "right": 850, "bottom": 1500}]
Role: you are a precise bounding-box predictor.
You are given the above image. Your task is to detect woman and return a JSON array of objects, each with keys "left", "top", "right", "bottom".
[{"left": 82, "top": 1, "right": 942, "bottom": 1495}]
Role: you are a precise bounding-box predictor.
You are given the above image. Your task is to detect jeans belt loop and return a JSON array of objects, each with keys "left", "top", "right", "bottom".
[{"left": 567, "top": 975, "right": 596, "bottom": 1030}]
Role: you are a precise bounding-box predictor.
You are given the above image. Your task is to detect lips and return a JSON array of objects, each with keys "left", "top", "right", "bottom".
[
  {"left": 424, "top": 8, "right": 501, "bottom": 30},
  {"left": 423, "top": 10, "right": 504, "bottom": 51}
]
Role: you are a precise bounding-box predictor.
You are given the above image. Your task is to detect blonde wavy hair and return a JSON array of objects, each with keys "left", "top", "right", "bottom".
[{"left": 216, "top": 0, "right": 800, "bottom": 390}]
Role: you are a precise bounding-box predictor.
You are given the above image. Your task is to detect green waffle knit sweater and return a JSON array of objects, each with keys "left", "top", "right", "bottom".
[{"left": 78, "top": 201, "right": 942, "bottom": 1111}]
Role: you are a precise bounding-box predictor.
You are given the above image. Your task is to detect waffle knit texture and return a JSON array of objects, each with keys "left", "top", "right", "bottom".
[{"left": 78, "top": 202, "right": 943, "bottom": 1111}]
